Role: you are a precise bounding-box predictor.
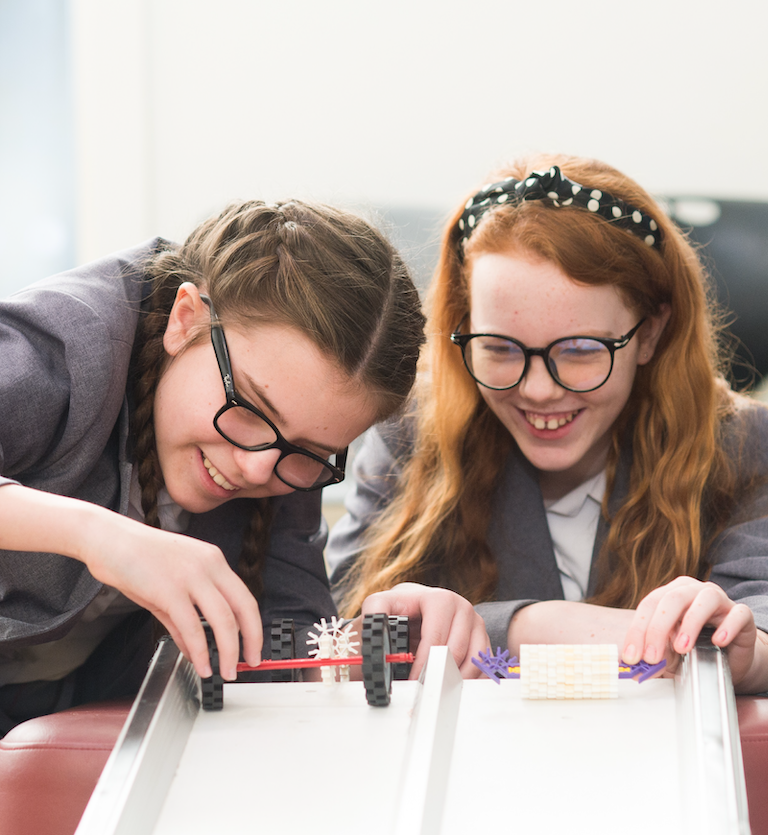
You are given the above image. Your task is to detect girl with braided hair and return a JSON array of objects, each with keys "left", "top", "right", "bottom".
[
  {"left": 329, "top": 154, "right": 768, "bottom": 693},
  {"left": 0, "top": 198, "right": 439, "bottom": 732}
]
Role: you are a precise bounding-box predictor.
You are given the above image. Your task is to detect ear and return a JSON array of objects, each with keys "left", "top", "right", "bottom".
[
  {"left": 163, "top": 283, "right": 208, "bottom": 357},
  {"left": 636, "top": 304, "right": 671, "bottom": 366}
]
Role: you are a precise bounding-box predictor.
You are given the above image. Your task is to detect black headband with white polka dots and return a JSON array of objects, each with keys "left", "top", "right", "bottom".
[{"left": 456, "top": 166, "right": 662, "bottom": 257}]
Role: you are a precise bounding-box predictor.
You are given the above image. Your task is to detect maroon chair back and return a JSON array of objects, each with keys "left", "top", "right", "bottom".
[{"left": 0, "top": 701, "right": 131, "bottom": 835}]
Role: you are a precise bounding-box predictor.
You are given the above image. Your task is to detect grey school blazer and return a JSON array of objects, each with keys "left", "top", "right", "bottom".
[
  {"left": 0, "top": 241, "right": 334, "bottom": 648},
  {"left": 327, "top": 408, "right": 768, "bottom": 649}
]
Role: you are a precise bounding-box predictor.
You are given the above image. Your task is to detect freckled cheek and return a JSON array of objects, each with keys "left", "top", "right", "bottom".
[
  {"left": 480, "top": 388, "right": 525, "bottom": 417},
  {"left": 598, "top": 372, "right": 636, "bottom": 415},
  {"left": 477, "top": 393, "right": 522, "bottom": 433}
]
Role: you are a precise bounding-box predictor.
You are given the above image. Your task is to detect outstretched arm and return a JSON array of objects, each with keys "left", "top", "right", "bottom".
[
  {"left": 508, "top": 600, "right": 635, "bottom": 655},
  {"left": 0, "top": 483, "right": 262, "bottom": 681},
  {"left": 507, "top": 579, "right": 768, "bottom": 694}
]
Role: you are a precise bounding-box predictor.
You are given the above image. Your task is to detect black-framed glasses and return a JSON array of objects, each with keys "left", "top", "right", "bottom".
[
  {"left": 450, "top": 318, "right": 646, "bottom": 393},
  {"left": 200, "top": 294, "right": 347, "bottom": 491}
]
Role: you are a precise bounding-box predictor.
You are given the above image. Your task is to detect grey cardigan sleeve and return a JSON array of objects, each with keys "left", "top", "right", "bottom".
[
  {"left": 325, "top": 416, "right": 540, "bottom": 650},
  {"left": 0, "top": 242, "right": 149, "bottom": 491},
  {"left": 0, "top": 290, "right": 130, "bottom": 489},
  {"left": 326, "top": 422, "right": 407, "bottom": 586},
  {"left": 709, "top": 522, "right": 768, "bottom": 634},
  {"left": 705, "top": 403, "right": 768, "bottom": 634}
]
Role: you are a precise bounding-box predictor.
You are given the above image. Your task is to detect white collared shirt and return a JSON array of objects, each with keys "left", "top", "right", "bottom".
[{"left": 543, "top": 470, "right": 606, "bottom": 602}]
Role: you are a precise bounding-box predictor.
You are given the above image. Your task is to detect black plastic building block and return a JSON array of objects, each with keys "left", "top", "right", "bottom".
[
  {"left": 388, "top": 615, "right": 411, "bottom": 681},
  {"left": 270, "top": 618, "right": 298, "bottom": 682},
  {"left": 362, "top": 613, "right": 392, "bottom": 707},
  {"left": 201, "top": 619, "right": 224, "bottom": 711}
]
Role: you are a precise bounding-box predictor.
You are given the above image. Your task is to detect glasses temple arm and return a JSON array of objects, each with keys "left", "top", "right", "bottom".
[{"left": 200, "top": 294, "right": 237, "bottom": 401}]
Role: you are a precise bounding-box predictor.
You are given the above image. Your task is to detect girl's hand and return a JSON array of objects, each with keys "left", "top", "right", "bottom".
[
  {"left": 622, "top": 576, "right": 768, "bottom": 691},
  {"left": 83, "top": 511, "right": 262, "bottom": 682},
  {"left": 360, "top": 582, "right": 490, "bottom": 679},
  {"left": 0, "top": 484, "right": 262, "bottom": 680}
]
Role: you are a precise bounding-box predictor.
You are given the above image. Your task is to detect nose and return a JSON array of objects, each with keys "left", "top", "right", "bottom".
[
  {"left": 517, "top": 355, "right": 563, "bottom": 402},
  {"left": 231, "top": 446, "right": 282, "bottom": 487}
]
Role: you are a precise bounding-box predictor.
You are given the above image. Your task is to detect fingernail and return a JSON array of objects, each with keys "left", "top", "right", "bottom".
[
  {"left": 715, "top": 629, "right": 727, "bottom": 643},
  {"left": 624, "top": 644, "right": 637, "bottom": 663},
  {"left": 201, "top": 665, "right": 212, "bottom": 679},
  {"left": 678, "top": 634, "right": 690, "bottom": 652},
  {"left": 225, "top": 667, "right": 237, "bottom": 681}
]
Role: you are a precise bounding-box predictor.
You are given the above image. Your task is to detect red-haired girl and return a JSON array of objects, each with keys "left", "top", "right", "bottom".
[{"left": 331, "top": 155, "right": 768, "bottom": 693}]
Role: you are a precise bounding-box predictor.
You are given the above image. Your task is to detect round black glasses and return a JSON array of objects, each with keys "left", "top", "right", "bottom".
[
  {"left": 450, "top": 318, "right": 646, "bottom": 393},
  {"left": 201, "top": 295, "right": 347, "bottom": 491}
]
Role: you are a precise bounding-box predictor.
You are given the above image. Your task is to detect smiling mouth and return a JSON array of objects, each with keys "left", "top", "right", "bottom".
[
  {"left": 524, "top": 410, "right": 579, "bottom": 431},
  {"left": 203, "top": 456, "right": 238, "bottom": 491}
]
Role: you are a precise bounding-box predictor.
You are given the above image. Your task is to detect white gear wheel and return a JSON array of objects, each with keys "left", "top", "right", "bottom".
[{"left": 306, "top": 617, "right": 360, "bottom": 683}]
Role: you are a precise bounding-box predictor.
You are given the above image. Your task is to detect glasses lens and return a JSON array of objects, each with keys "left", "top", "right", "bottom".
[
  {"left": 465, "top": 336, "right": 526, "bottom": 389},
  {"left": 276, "top": 453, "right": 337, "bottom": 489},
  {"left": 549, "top": 338, "right": 612, "bottom": 391},
  {"left": 215, "top": 404, "right": 278, "bottom": 448}
]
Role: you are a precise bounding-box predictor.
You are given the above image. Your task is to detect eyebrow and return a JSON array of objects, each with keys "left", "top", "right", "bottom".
[
  {"left": 240, "top": 372, "right": 284, "bottom": 423},
  {"left": 476, "top": 326, "right": 620, "bottom": 341},
  {"left": 237, "top": 371, "right": 339, "bottom": 457}
]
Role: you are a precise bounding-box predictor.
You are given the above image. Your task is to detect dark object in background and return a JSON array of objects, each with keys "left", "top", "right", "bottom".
[{"left": 665, "top": 198, "right": 768, "bottom": 387}]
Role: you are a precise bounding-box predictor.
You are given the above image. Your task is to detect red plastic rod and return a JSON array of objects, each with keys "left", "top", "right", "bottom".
[{"left": 235, "top": 652, "right": 414, "bottom": 673}]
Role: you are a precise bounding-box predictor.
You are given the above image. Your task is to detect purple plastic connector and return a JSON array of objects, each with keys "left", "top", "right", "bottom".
[
  {"left": 472, "top": 648, "right": 520, "bottom": 683},
  {"left": 619, "top": 658, "right": 667, "bottom": 683}
]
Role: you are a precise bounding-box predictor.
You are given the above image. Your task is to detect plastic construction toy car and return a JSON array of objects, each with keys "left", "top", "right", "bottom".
[
  {"left": 201, "top": 613, "right": 413, "bottom": 711},
  {"left": 471, "top": 645, "right": 666, "bottom": 699}
]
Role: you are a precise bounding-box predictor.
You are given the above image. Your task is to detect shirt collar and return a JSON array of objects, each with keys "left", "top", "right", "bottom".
[{"left": 544, "top": 469, "right": 607, "bottom": 518}]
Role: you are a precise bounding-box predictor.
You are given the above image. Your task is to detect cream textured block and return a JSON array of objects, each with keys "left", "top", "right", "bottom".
[{"left": 520, "top": 645, "right": 619, "bottom": 699}]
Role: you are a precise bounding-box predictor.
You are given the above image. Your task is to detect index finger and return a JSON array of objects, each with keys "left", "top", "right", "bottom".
[
  {"left": 622, "top": 585, "right": 669, "bottom": 665},
  {"left": 191, "top": 592, "right": 241, "bottom": 680},
  {"left": 159, "top": 602, "right": 216, "bottom": 679},
  {"left": 226, "top": 585, "right": 263, "bottom": 668}
]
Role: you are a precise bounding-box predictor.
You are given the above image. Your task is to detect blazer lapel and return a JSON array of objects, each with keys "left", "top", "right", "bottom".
[
  {"left": 586, "top": 443, "right": 633, "bottom": 597},
  {"left": 488, "top": 448, "right": 563, "bottom": 601}
]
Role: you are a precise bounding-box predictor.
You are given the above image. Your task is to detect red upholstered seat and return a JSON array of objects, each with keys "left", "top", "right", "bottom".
[
  {"left": 737, "top": 695, "right": 768, "bottom": 835},
  {"left": 0, "top": 701, "right": 131, "bottom": 835}
]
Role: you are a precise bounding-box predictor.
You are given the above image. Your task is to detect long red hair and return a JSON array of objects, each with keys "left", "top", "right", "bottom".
[{"left": 340, "top": 154, "right": 742, "bottom": 616}]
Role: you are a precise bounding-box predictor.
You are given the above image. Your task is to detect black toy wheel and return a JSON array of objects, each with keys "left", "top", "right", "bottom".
[
  {"left": 270, "top": 618, "right": 298, "bottom": 682},
  {"left": 388, "top": 615, "right": 411, "bottom": 681},
  {"left": 362, "top": 613, "right": 392, "bottom": 707},
  {"left": 201, "top": 620, "right": 224, "bottom": 711}
]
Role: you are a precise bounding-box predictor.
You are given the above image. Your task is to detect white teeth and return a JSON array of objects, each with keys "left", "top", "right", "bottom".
[{"left": 203, "top": 457, "right": 238, "bottom": 491}]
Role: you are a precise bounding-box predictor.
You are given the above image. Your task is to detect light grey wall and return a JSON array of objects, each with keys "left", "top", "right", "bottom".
[
  {"left": 4, "top": 0, "right": 768, "bottom": 293},
  {"left": 69, "top": 0, "right": 768, "bottom": 268}
]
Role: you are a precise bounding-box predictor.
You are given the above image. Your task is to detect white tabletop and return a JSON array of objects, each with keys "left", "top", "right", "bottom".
[{"left": 151, "top": 677, "right": 680, "bottom": 835}]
